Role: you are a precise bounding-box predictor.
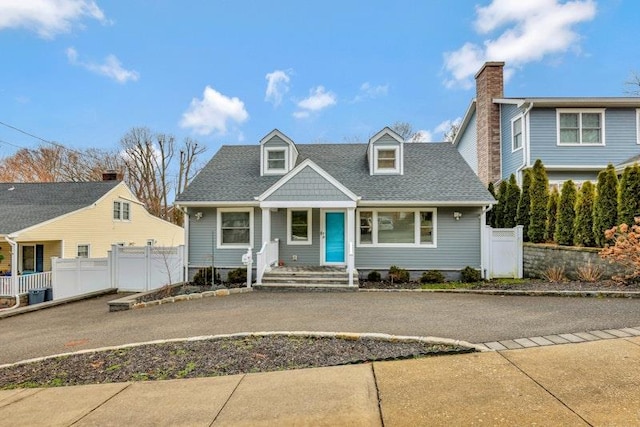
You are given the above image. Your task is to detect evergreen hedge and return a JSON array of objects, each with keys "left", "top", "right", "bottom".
[
  {"left": 487, "top": 182, "right": 497, "bottom": 227},
  {"left": 555, "top": 180, "right": 577, "bottom": 245},
  {"left": 528, "top": 160, "right": 549, "bottom": 243},
  {"left": 494, "top": 180, "right": 508, "bottom": 228},
  {"left": 618, "top": 164, "right": 640, "bottom": 227},
  {"left": 516, "top": 170, "right": 532, "bottom": 240},
  {"left": 545, "top": 187, "right": 559, "bottom": 242},
  {"left": 503, "top": 174, "right": 520, "bottom": 228},
  {"left": 593, "top": 164, "right": 618, "bottom": 247},
  {"left": 573, "top": 181, "right": 596, "bottom": 247}
]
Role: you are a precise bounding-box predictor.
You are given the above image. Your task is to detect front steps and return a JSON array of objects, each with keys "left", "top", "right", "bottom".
[{"left": 254, "top": 266, "right": 359, "bottom": 292}]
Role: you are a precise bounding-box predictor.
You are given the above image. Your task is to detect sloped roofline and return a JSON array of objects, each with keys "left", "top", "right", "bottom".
[
  {"left": 260, "top": 128, "right": 299, "bottom": 155},
  {"left": 256, "top": 158, "right": 359, "bottom": 202},
  {"left": 452, "top": 98, "right": 477, "bottom": 147}
]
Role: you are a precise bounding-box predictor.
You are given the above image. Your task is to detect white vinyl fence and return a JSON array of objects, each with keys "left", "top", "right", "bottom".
[
  {"left": 50, "top": 245, "right": 184, "bottom": 300},
  {"left": 484, "top": 226, "right": 523, "bottom": 279}
]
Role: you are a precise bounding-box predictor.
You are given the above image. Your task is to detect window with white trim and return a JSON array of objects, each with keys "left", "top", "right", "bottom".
[
  {"left": 113, "top": 201, "right": 131, "bottom": 221},
  {"left": 357, "top": 209, "right": 436, "bottom": 247},
  {"left": 217, "top": 208, "right": 253, "bottom": 248},
  {"left": 265, "top": 148, "right": 287, "bottom": 174},
  {"left": 512, "top": 116, "right": 523, "bottom": 151},
  {"left": 287, "top": 209, "right": 312, "bottom": 245},
  {"left": 374, "top": 147, "right": 399, "bottom": 174},
  {"left": 77, "top": 244, "right": 90, "bottom": 258},
  {"left": 557, "top": 109, "right": 605, "bottom": 145}
]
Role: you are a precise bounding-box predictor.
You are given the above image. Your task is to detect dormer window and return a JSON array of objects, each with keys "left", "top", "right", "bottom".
[
  {"left": 376, "top": 148, "right": 398, "bottom": 171},
  {"left": 367, "top": 127, "right": 404, "bottom": 175},
  {"left": 266, "top": 149, "right": 286, "bottom": 172}
]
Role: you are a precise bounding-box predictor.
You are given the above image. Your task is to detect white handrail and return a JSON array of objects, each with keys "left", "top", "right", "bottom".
[
  {"left": 256, "top": 239, "right": 279, "bottom": 284},
  {"left": 348, "top": 241, "right": 355, "bottom": 286}
]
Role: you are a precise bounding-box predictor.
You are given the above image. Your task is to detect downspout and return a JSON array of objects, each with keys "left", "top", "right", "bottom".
[{"left": 3, "top": 236, "right": 20, "bottom": 309}]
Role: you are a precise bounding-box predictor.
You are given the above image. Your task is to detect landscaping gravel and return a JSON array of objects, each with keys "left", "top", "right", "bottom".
[{"left": 0, "top": 335, "right": 472, "bottom": 389}]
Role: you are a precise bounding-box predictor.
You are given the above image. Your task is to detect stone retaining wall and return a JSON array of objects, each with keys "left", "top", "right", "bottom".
[{"left": 523, "top": 243, "right": 632, "bottom": 280}]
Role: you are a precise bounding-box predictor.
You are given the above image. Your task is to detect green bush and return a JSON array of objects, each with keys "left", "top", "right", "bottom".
[
  {"left": 593, "top": 164, "right": 618, "bottom": 247},
  {"left": 516, "top": 170, "right": 532, "bottom": 239},
  {"left": 227, "top": 268, "right": 247, "bottom": 283},
  {"left": 487, "top": 182, "right": 497, "bottom": 226},
  {"left": 528, "top": 159, "right": 549, "bottom": 243},
  {"left": 618, "top": 164, "right": 640, "bottom": 227},
  {"left": 555, "top": 180, "right": 577, "bottom": 245},
  {"left": 545, "top": 187, "right": 559, "bottom": 242},
  {"left": 573, "top": 181, "right": 596, "bottom": 247},
  {"left": 420, "top": 270, "right": 445, "bottom": 284},
  {"left": 367, "top": 270, "right": 382, "bottom": 282},
  {"left": 494, "top": 180, "right": 508, "bottom": 228},
  {"left": 503, "top": 174, "right": 521, "bottom": 228},
  {"left": 193, "top": 267, "right": 216, "bottom": 286},
  {"left": 388, "top": 265, "right": 410, "bottom": 283},
  {"left": 460, "top": 266, "right": 481, "bottom": 283}
]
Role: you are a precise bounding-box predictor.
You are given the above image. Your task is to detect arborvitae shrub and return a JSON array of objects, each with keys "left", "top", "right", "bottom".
[
  {"left": 545, "top": 187, "right": 559, "bottom": 242},
  {"left": 494, "top": 180, "right": 508, "bottom": 228},
  {"left": 487, "top": 182, "right": 497, "bottom": 226},
  {"left": 460, "top": 266, "right": 482, "bottom": 283},
  {"left": 555, "top": 180, "right": 577, "bottom": 245},
  {"left": 516, "top": 170, "right": 532, "bottom": 240},
  {"left": 421, "top": 270, "right": 445, "bottom": 284},
  {"left": 528, "top": 159, "right": 549, "bottom": 243},
  {"left": 593, "top": 164, "right": 619, "bottom": 247},
  {"left": 573, "top": 181, "right": 596, "bottom": 247},
  {"left": 388, "top": 265, "right": 410, "bottom": 283},
  {"left": 503, "top": 174, "right": 520, "bottom": 228},
  {"left": 227, "top": 268, "right": 247, "bottom": 283},
  {"left": 618, "top": 164, "right": 640, "bottom": 227}
]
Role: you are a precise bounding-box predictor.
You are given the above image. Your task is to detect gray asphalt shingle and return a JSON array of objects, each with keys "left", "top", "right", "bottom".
[
  {"left": 176, "top": 142, "right": 494, "bottom": 204},
  {"left": 0, "top": 181, "right": 120, "bottom": 235}
]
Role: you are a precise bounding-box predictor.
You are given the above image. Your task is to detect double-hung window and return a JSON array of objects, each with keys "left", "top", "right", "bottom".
[
  {"left": 265, "top": 149, "right": 287, "bottom": 174},
  {"left": 287, "top": 209, "right": 312, "bottom": 245},
  {"left": 113, "top": 201, "right": 131, "bottom": 221},
  {"left": 217, "top": 208, "right": 253, "bottom": 248},
  {"left": 557, "top": 109, "right": 605, "bottom": 145},
  {"left": 357, "top": 209, "right": 436, "bottom": 247},
  {"left": 512, "top": 116, "right": 523, "bottom": 151},
  {"left": 77, "top": 244, "right": 90, "bottom": 258}
]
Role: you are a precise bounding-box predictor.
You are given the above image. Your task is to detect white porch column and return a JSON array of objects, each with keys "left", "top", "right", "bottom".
[
  {"left": 261, "top": 207, "right": 271, "bottom": 246},
  {"left": 346, "top": 207, "right": 355, "bottom": 286}
]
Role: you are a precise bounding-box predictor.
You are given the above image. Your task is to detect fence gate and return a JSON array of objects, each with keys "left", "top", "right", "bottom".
[{"left": 485, "top": 226, "right": 523, "bottom": 279}]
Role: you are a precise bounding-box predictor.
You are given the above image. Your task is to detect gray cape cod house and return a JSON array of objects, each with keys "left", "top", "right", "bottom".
[{"left": 176, "top": 127, "right": 495, "bottom": 287}]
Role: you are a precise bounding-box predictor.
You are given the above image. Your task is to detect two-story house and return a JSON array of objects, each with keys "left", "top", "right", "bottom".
[
  {"left": 454, "top": 62, "right": 640, "bottom": 186},
  {"left": 175, "top": 128, "right": 495, "bottom": 287}
]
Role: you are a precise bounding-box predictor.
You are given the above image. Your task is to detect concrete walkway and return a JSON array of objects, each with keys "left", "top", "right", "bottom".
[{"left": 1, "top": 337, "right": 639, "bottom": 426}]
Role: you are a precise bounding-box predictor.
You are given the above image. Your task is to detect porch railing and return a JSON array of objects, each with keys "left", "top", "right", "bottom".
[
  {"left": 0, "top": 272, "right": 52, "bottom": 296},
  {"left": 348, "top": 241, "right": 355, "bottom": 286},
  {"left": 256, "top": 239, "right": 279, "bottom": 284}
]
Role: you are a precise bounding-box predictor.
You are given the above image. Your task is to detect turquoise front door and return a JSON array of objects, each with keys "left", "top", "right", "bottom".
[{"left": 325, "top": 212, "right": 345, "bottom": 263}]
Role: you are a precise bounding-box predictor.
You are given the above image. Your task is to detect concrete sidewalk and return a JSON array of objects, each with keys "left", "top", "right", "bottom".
[{"left": 1, "top": 337, "right": 639, "bottom": 426}]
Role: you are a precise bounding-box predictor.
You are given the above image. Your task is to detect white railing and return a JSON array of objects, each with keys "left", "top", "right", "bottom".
[
  {"left": 256, "top": 239, "right": 279, "bottom": 284},
  {"left": 18, "top": 272, "right": 52, "bottom": 294},
  {"left": 0, "top": 276, "right": 13, "bottom": 296},
  {"left": 347, "top": 241, "right": 355, "bottom": 286}
]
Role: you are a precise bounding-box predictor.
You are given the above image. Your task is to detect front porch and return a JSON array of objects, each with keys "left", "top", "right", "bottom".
[
  {"left": 0, "top": 271, "right": 52, "bottom": 296},
  {"left": 255, "top": 266, "right": 359, "bottom": 290}
]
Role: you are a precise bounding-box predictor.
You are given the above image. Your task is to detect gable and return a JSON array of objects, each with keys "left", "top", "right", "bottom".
[
  {"left": 263, "top": 164, "right": 353, "bottom": 202},
  {"left": 367, "top": 127, "right": 404, "bottom": 175},
  {"left": 260, "top": 129, "right": 299, "bottom": 176}
]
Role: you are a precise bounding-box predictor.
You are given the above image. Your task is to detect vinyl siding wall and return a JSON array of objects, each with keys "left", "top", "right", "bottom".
[
  {"left": 188, "top": 207, "right": 262, "bottom": 268},
  {"left": 265, "top": 167, "right": 351, "bottom": 201},
  {"left": 529, "top": 108, "right": 638, "bottom": 167},
  {"left": 271, "top": 208, "right": 321, "bottom": 264},
  {"left": 501, "top": 104, "right": 525, "bottom": 180},
  {"left": 13, "top": 183, "right": 184, "bottom": 266},
  {"left": 457, "top": 111, "right": 478, "bottom": 174}
]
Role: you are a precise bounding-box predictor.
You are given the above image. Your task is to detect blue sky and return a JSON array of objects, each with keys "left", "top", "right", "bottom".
[{"left": 0, "top": 0, "right": 638, "bottom": 158}]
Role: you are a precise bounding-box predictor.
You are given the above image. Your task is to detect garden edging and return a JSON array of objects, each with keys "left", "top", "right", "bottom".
[{"left": 108, "top": 286, "right": 252, "bottom": 312}]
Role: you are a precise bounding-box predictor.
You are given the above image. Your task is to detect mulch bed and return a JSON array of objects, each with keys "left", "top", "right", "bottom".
[
  {"left": 359, "top": 279, "right": 640, "bottom": 291},
  {"left": 0, "top": 335, "right": 472, "bottom": 389}
]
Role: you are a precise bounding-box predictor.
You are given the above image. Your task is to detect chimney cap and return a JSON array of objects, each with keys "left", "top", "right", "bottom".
[{"left": 474, "top": 61, "right": 505, "bottom": 79}]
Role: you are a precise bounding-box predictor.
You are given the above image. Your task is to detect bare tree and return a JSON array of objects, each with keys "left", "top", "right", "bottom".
[
  {"left": 625, "top": 71, "right": 640, "bottom": 95},
  {"left": 443, "top": 121, "right": 461, "bottom": 143},
  {"left": 0, "top": 146, "right": 65, "bottom": 182},
  {"left": 391, "top": 121, "right": 415, "bottom": 141}
]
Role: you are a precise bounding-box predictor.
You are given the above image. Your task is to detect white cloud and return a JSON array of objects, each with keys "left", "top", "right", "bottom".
[
  {"left": 409, "top": 130, "right": 433, "bottom": 143},
  {"left": 293, "top": 86, "right": 336, "bottom": 118},
  {"left": 265, "top": 69, "right": 291, "bottom": 106},
  {"left": 352, "top": 82, "right": 389, "bottom": 102},
  {"left": 66, "top": 47, "right": 139, "bottom": 83},
  {"left": 0, "top": 0, "right": 107, "bottom": 38},
  {"left": 180, "top": 86, "right": 249, "bottom": 135},
  {"left": 443, "top": 0, "right": 597, "bottom": 88}
]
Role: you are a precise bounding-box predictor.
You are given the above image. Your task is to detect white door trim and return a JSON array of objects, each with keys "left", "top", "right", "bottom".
[{"left": 320, "top": 209, "right": 346, "bottom": 265}]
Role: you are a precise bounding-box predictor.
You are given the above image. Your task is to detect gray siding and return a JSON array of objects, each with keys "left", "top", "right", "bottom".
[
  {"left": 271, "top": 208, "right": 321, "bottom": 265},
  {"left": 265, "top": 166, "right": 351, "bottom": 201},
  {"left": 457, "top": 111, "right": 478, "bottom": 173},
  {"left": 373, "top": 135, "right": 402, "bottom": 146},
  {"left": 501, "top": 104, "right": 525, "bottom": 180},
  {"left": 263, "top": 135, "right": 288, "bottom": 147},
  {"left": 354, "top": 207, "right": 482, "bottom": 270},
  {"left": 529, "top": 108, "right": 638, "bottom": 167},
  {"left": 188, "top": 207, "right": 262, "bottom": 268}
]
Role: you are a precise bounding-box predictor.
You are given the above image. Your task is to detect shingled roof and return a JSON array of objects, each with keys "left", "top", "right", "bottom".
[
  {"left": 177, "top": 142, "right": 494, "bottom": 204},
  {"left": 0, "top": 181, "right": 120, "bottom": 235}
]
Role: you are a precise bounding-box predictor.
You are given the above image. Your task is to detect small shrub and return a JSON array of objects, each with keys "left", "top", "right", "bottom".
[
  {"left": 367, "top": 270, "right": 382, "bottom": 282},
  {"left": 541, "top": 266, "right": 566, "bottom": 283},
  {"left": 460, "top": 266, "right": 481, "bottom": 283},
  {"left": 600, "top": 218, "right": 640, "bottom": 283},
  {"left": 192, "top": 267, "right": 220, "bottom": 286},
  {"left": 388, "top": 265, "right": 410, "bottom": 283},
  {"left": 421, "top": 270, "right": 445, "bottom": 284},
  {"left": 575, "top": 261, "right": 603, "bottom": 282},
  {"left": 227, "top": 268, "right": 247, "bottom": 284}
]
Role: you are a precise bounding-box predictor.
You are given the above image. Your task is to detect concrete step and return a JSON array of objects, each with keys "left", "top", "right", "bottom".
[
  {"left": 254, "top": 283, "right": 358, "bottom": 292},
  {"left": 262, "top": 276, "right": 350, "bottom": 284}
]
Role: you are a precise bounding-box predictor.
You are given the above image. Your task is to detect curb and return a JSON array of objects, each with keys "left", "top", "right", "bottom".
[
  {"left": 0, "top": 289, "right": 117, "bottom": 319},
  {"left": 0, "top": 331, "right": 488, "bottom": 370},
  {"left": 108, "top": 287, "right": 253, "bottom": 311},
  {"left": 358, "top": 288, "right": 640, "bottom": 298}
]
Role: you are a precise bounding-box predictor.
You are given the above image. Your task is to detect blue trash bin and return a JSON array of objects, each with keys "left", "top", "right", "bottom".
[{"left": 28, "top": 289, "right": 46, "bottom": 305}]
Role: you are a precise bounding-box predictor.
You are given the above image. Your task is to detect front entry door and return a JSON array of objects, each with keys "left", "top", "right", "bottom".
[{"left": 324, "top": 211, "right": 345, "bottom": 264}]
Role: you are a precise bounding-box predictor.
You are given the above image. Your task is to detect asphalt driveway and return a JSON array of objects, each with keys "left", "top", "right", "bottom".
[{"left": 2, "top": 291, "right": 640, "bottom": 365}]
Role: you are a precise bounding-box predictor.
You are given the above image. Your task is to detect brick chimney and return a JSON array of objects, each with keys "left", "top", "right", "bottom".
[
  {"left": 102, "top": 170, "right": 119, "bottom": 181},
  {"left": 475, "top": 61, "right": 504, "bottom": 185}
]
